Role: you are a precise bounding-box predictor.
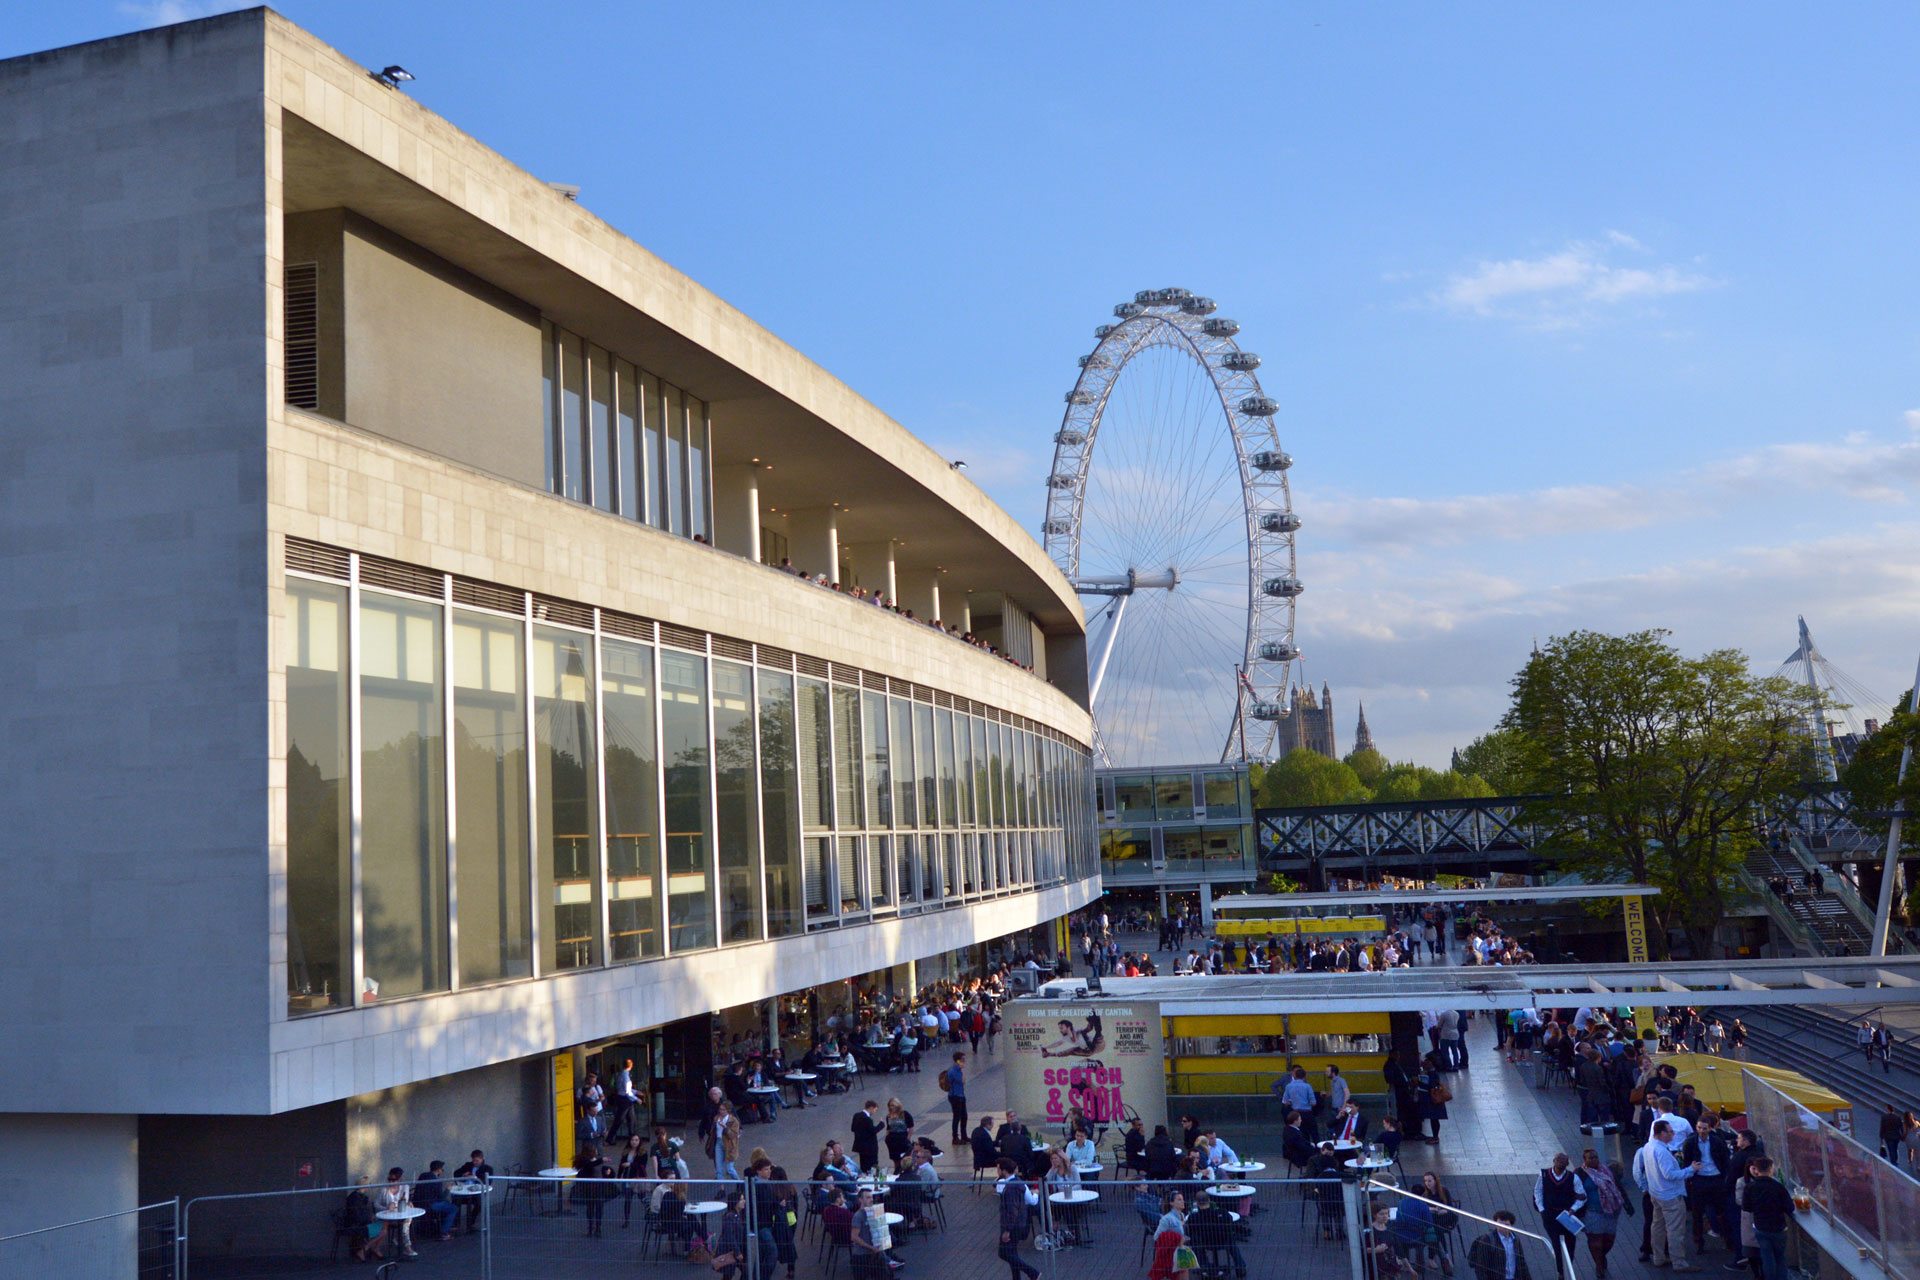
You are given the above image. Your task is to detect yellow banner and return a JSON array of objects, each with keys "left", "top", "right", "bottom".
[
  {"left": 1623, "top": 896, "right": 1656, "bottom": 1040},
  {"left": 552, "top": 1053, "right": 576, "bottom": 1169}
]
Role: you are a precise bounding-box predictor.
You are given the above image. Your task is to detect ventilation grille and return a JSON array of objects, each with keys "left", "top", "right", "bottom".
[
  {"left": 659, "top": 622, "right": 706, "bottom": 652},
  {"left": 360, "top": 554, "right": 443, "bottom": 599},
  {"left": 452, "top": 577, "right": 525, "bottom": 614},
  {"left": 831, "top": 662, "right": 863, "bottom": 685},
  {"left": 934, "top": 691, "right": 954, "bottom": 709},
  {"left": 283, "top": 262, "right": 319, "bottom": 410},
  {"left": 532, "top": 595, "right": 594, "bottom": 630},
  {"left": 601, "top": 610, "right": 654, "bottom": 643},
  {"left": 796, "top": 654, "right": 830, "bottom": 679},
  {"left": 756, "top": 644, "right": 794, "bottom": 670},
  {"left": 712, "top": 635, "right": 753, "bottom": 662},
  {"left": 285, "top": 536, "right": 349, "bottom": 580},
  {"left": 862, "top": 671, "right": 888, "bottom": 692},
  {"left": 912, "top": 683, "right": 933, "bottom": 702}
]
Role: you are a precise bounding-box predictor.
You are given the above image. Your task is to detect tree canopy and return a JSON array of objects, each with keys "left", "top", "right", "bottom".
[
  {"left": 1501, "top": 628, "right": 1822, "bottom": 958},
  {"left": 1452, "top": 727, "right": 1532, "bottom": 795},
  {"left": 1252, "top": 748, "right": 1495, "bottom": 809},
  {"left": 1839, "top": 690, "right": 1920, "bottom": 856}
]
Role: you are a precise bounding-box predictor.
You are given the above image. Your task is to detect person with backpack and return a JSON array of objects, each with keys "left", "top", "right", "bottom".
[
  {"left": 1418, "top": 1054, "right": 1451, "bottom": 1146},
  {"left": 942, "top": 1051, "right": 969, "bottom": 1145}
]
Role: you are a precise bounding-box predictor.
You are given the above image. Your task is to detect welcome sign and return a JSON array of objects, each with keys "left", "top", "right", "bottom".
[{"left": 1004, "top": 999, "right": 1168, "bottom": 1131}]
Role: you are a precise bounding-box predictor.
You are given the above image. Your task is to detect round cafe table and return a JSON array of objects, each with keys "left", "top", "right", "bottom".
[
  {"left": 882, "top": 1212, "right": 905, "bottom": 1226},
  {"left": 376, "top": 1207, "right": 425, "bottom": 1222},
  {"left": 449, "top": 1181, "right": 490, "bottom": 1233},
  {"left": 1049, "top": 1188, "right": 1099, "bottom": 1245},
  {"left": 1206, "top": 1184, "right": 1256, "bottom": 1201},
  {"left": 1330, "top": 1140, "right": 1362, "bottom": 1154},
  {"left": 538, "top": 1167, "right": 576, "bottom": 1217},
  {"left": 1345, "top": 1157, "right": 1394, "bottom": 1173},
  {"left": 1220, "top": 1161, "right": 1266, "bottom": 1176},
  {"left": 783, "top": 1071, "right": 817, "bottom": 1108},
  {"left": 747, "top": 1083, "right": 781, "bottom": 1121},
  {"left": 685, "top": 1200, "right": 728, "bottom": 1217},
  {"left": 1073, "top": 1161, "right": 1102, "bottom": 1178}
]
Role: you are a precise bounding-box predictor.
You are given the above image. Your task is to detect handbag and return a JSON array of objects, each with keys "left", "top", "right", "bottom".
[
  {"left": 1172, "top": 1244, "right": 1200, "bottom": 1271},
  {"left": 710, "top": 1253, "right": 738, "bottom": 1273}
]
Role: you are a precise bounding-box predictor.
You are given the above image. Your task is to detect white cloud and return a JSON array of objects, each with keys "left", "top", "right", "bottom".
[
  {"left": 116, "top": 0, "right": 246, "bottom": 28},
  {"left": 1429, "top": 232, "right": 1715, "bottom": 329}
]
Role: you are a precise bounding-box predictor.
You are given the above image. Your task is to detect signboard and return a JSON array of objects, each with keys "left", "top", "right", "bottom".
[
  {"left": 1005, "top": 999, "right": 1167, "bottom": 1131},
  {"left": 1622, "top": 896, "right": 1657, "bottom": 1039}
]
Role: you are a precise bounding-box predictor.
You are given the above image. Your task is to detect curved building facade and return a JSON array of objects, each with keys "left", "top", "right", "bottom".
[{"left": 0, "top": 9, "right": 1098, "bottom": 1233}]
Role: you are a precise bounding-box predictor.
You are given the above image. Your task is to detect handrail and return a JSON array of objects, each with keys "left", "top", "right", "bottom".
[
  {"left": 1363, "top": 1179, "right": 1550, "bottom": 1244},
  {"left": 1740, "top": 866, "right": 1832, "bottom": 957}
]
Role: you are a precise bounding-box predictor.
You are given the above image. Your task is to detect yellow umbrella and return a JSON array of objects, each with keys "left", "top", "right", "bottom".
[{"left": 1657, "top": 1051, "right": 1850, "bottom": 1117}]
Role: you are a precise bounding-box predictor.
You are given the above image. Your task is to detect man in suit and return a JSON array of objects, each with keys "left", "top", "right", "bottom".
[
  {"left": 997, "top": 1110, "right": 1036, "bottom": 1174},
  {"left": 1330, "top": 1101, "right": 1368, "bottom": 1146},
  {"left": 851, "top": 1099, "right": 882, "bottom": 1173},
  {"left": 1282, "top": 1113, "right": 1315, "bottom": 1173},
  {"left": 1470, "top": 1211, "right": 1534, "bottom": 1280}
]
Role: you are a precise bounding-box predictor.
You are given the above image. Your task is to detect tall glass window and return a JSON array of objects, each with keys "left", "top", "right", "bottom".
[
  {"left": 663, "top": 383, "right": 687, "bottom": 537},
  {"left": 687, "top": 398, "right": 710, "bottom": 541},
  {"left": 588, "top": 344, "right": 614, "bottom": 513},
  {"left": 661, "top": 648, "right": 714, "bottom": 951},
  {"left": 559, "top": 330, "right": 585, "bottom": 504},
  {"left": 360, "top": 591, "right": 448, "bottom": 999},
  {"left": 934, "top": 706, "right": 957, "bottom": 829},
  {"left": 988, "top": 721, "right": 1007, "bottom": 827},
  {"left": 452, "top": 610, "right": 531, "bottom": 986},
  {"left": 714, "top": 659, "right": 763, "bottom": 943},
  {"left": 615, "top": 360, "right": 642, "bottom": 522},
  {"left": 759, "top": 670, "right": 804, "bottom": 938},
  {"left": 969, "top": 717, "right": 989, "bottom": 828},
  {"left": 541, "top": 321, "right": 557, "bottom": 494},
  {"left": 914, "top": 703, "right": 936, "bottom": 829},
  {"left": 890, "top": 698, "right": 916, "bottom": 830},
  {"left": 837, "top": 835, "right": 864, "bottom": 915},
  {"left": 534, "top": 626, "right": 599, "bottom": 973},
  {"left": 643, "top": 370, "right": 666, "bottom": 531},
  {"left": 285, "top": 579, "right": 350, "bottom": 1014},
  {"left": 862, "top": 690, "right": 891, "bottom": 830},
  {"left": 602, "top": 637, "right": 661, "bottom": 962},
  {"left": 832, "top": 685, "right": 862, "bottom": 832}
]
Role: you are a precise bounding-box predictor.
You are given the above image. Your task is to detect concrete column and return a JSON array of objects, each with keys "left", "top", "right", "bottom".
[
  {"left": 711, "top": 464, "right": 760, "bottom": 559},
  {"left": 846, "top": 540, "right": 897, "bottom": 602},
  {"left": 787, "top": 507, "right": 838, "bottom": 582},
  {"left": 1199, "top": 881, "right": 1214, "bottom": 930},
  {"left": 898, "top": 571, "right": 941, "bottom": 622}
]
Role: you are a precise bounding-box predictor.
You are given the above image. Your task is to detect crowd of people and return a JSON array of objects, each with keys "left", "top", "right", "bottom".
[{"left": 770, "top": 558, "right": 1037, "bottom": 674}]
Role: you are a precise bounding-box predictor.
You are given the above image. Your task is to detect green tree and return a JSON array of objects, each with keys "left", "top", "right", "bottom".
[
  {"left": 1255, "top": 748, "right": 1372, "bottom": 808},
  {"left": 1503, "top": 628, "right": 1821, "bottom": 958},
  {"left": 1839, "top": 691, "right": 1920, "bottom": 857},
  {"left": 1453, "top": 728, "right": 1533, "bottom": 795},
  {"left": 1344, "top": 747, "right": 1388, "bottom": 788}
]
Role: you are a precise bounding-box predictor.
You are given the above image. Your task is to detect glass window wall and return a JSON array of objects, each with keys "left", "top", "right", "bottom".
[
  {"left": 559, "top": 330, "right": 585, "bottom": 504},
  {"left": 664, "top": 383, "right": 687, "bottom": 537},
  {"left": 758, "top": 670, "right": 804, "bottom": 938},
  {"left": 589, "top": 344, "right": 614, "bottom": 513},
  {"left": 861, "top": 690, "right": 891, "bottom": 830},
  {"left": 601, "top": 637, "right": 661, "bottom": 962},
  {"left": 661, "top": 648, "right": 714, "bottom": 951},
  {"left": 687, "top": 400, "right": 710, "bottom": 542},
  {"left": 615, "top": 359, "right": 642, "bottom": 521},
  {"left": 452, "top": 610, "right": 531, "bottom": 985},
  {"left": 360, "top": 591, "right": 448, "bottom": 998},
  {"left": 285, "top": 579, "right": 350, "bottom": 1014},
  {"left": 534, "top": 625, "right": 598, "bottom": 973},
  {"left": 714, "top": 659, "right": 763, "bottom": 943}
]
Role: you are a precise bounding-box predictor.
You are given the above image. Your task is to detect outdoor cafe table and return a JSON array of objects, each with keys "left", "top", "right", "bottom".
[
  {"left": 1049, "top": 1188, "right": 1099, "bottom": 1244},
  {"left": 783, "top": 1072, "right": 817, "bottom": 1107},
  {"left": 1220, "top": 1161, "right": 1266, "bottom": 1176},
  {"left": 1073, "top": 1161, "right": 1102, "bottom": 1178},
  {"left": 747, "top": 1084, "right": 781, "bottom": 1119},
  {"left": 449, "top": 1180, "right": 490, "bottom": 1231},
  {"left": 537, "top": 1167, "right": 576, "bottom": 1216},
  {"left": 1345, "top": 1157, "right": 1394, "bottom": 1172},
  {"left": 882, "top": 1212, "right": 905, "bottom": 1227},
  {"left": 685, "top": 1200, "right": 728, "bottom": 1218},
  {"left": 1207, "top": 1184, "right": 1256, "bottom": 1202}
]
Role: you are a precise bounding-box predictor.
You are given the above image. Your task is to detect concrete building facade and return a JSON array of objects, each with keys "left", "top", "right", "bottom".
[{"left": 0, "top": 9, "right": 1099, "bottom": 1249}]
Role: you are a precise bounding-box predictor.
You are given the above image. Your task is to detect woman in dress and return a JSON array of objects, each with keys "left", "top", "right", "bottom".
[
  {"left": 884, "top": 1097, "right": 916, "bottom": 1166},
  {"left": 1575, "top": 1148, "right": 1629, "bottom": 1280},
  {"left": 617, "top": 1133, "right": 648, "bottom": 1228}
]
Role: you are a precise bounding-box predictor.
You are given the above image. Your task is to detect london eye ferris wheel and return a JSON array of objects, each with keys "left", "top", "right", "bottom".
[{"left": 1042, "top": 288, "right": 1303, "bottom": 767}]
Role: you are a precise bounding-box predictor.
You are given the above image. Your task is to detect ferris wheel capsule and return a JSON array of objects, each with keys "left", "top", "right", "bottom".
[
  {"left": 1046, "top": 473, "right": 1078, "bottom": 490},
  {"left": 1248, "top": 700, "right": 1286, "bottom": 721},
  {"left": 1094, "top": 323, "right": 1116, "bottom": 339},
  {"left": 1221, "top": 352, "right": 1261, "bottom": 372},
  {"left": 1257, "top": 641, "right": 1300, "bottom": 663},
  {"left": 1203, "top": 318, "right": 1240, "bottom": 337},
  {"left": 1181, "top": 296, "right": 1217, "bottom": 316},
  {"left": 1259, "top": 512, "right": 1302, "bottom": 533},
  {"left": 1066, "top": 389, "right": 1095, "bottom": 405},
  {"left": 1054, "top": 429, "right": 1087, "bottom": 446},
  {"left": 1251, "top": 451, "right": 1293, "bottom": 472},
  {"left": 1114, "top": 301, "right": 1146, "bottom": 318},
  {"left": 1262, "top": 576, "right": 1304, "bottom": 598},
  {"left": 1078, "top": 354, "right": 1109, "bottom": 370},
  {"left": 1239, "top": 395, "right": 1279, "bottom": 417}
]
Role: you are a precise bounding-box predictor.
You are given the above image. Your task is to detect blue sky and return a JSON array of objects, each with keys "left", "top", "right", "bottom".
[{"left": 15, "top": 2, "right": 1920, "bottom": 765}]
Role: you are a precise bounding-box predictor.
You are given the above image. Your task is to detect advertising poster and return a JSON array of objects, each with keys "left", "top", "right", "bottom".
[{"left": 1004, "top": 998, "right": 1167, "bottom": 1131}]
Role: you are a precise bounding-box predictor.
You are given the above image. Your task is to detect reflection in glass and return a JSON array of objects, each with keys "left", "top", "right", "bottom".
[
  {"left": 589, "top": 344, "right": 614, "bottom": 512},
  {"left": 560, "top": 330, "right": 584, "bottom": 503},
  {"left": 687, "top": 398, "right": 710, "bottom": 541},
  {"left": 602, "top": 637, "right": 660, "bottom": 962},
  {"left": 832, "top": 685, "right": 862, "bottom": 830},
  {"left": 535, "top": 626, "right": 599, "bottom": 972},
  {"left": 360, "top": 590, "right": 448, "bottom": 999},
  {"left": 452, "top": 610, "right": 530, "bottom": 985},
  {"left": 663, "top": 383, "right": 687, "bottom": 537},
  {"left": 715, "top": 660, "right": 763, "bottom": 943},
  {"left": 758, "top": 670, "right": 804, "bottom": 938},
  {"left": 286, "top": 579, "right": 350, "bottom": 1013},
  {"left": 642, "top": 370, "right": 665, "bottom": 532},
  {"left": 661, "top": 648, "right": 713, "bottom": 951},
  {"left": 541, "top": 321, "right": 557, "bottom": 493},
  {"left": 1155, "top": 772, "right": 1195, "bottom": 821},
  {"left": 1201, "top": 770, "right": 1241, "bottom": 817},
  {"left": 861, "top": 691, "right": 891, "bottom": 830}
]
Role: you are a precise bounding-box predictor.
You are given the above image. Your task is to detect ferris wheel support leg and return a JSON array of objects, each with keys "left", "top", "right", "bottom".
[{"left": 1087, "top": 591, "right": 1132, "bottom": 711}]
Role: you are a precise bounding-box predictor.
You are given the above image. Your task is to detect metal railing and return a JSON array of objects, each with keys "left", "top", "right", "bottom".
[
  {"left": 1741, "top": 1067, "right": 1920, "bottom": 1279},
  {"left": 0, "top": 1198, "right": 176, "bottom": 1279}
]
